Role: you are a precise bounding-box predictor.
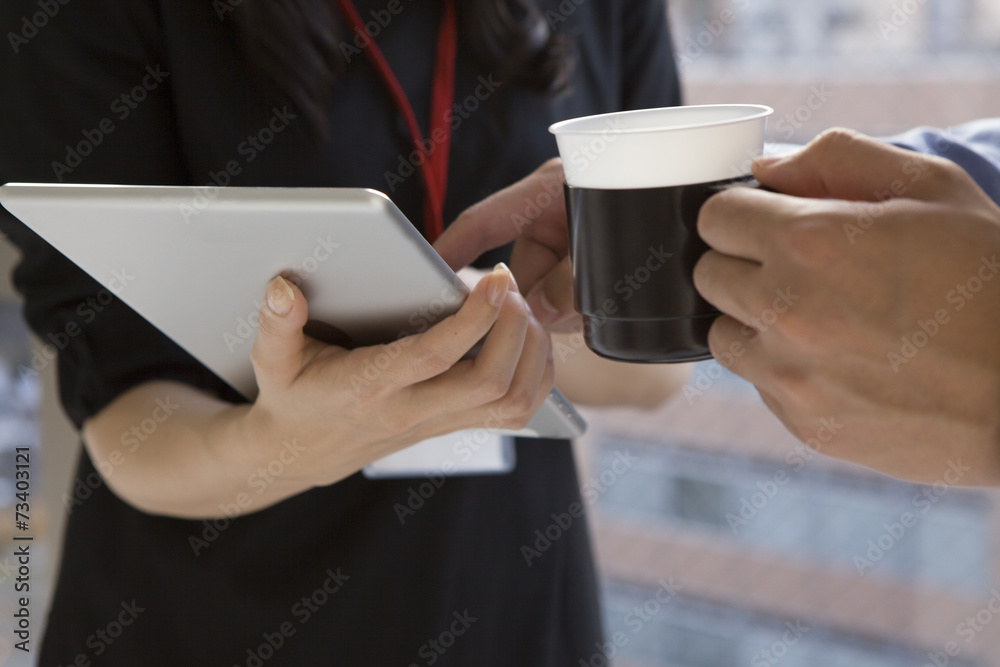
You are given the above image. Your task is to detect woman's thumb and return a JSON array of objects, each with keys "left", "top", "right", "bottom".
[{"left": 251, "top": 276, "right": 309, "bottom": 392}]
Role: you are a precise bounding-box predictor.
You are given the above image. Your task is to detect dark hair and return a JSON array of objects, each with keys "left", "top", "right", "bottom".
[{"left": 233, "top": 0, "right": 572, "bottom": 136}]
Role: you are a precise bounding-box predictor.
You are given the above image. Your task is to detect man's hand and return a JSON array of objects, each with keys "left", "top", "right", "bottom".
[
  {"left": 694, "top": 128, "right": 1000, "bottom": 485},
  {"left": 435, "top": 158, "right": 578, "bottom": 331}
]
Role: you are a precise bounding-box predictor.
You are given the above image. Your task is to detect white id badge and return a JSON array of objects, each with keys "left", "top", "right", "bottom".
[{"left": 362, "top": 432, "right": 516, "bottom": 479}]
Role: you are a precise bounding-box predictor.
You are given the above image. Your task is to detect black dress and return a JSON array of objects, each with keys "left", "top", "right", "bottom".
[{"left": 0, "top": 0, "right": 680, "bottom": 663}]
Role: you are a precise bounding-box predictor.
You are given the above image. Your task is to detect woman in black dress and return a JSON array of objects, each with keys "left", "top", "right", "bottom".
[{"left": 0, "top": 0, "right": 683, "bottom": 663}]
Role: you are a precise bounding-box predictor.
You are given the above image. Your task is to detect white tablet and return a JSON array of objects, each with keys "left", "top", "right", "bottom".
[{"left": 0, "top": 184, "right": 586, "bottom": 477}]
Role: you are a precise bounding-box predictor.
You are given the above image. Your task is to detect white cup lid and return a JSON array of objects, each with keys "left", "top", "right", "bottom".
[{"left": 549, "top": 104, "right": 774, "bottom": 189}]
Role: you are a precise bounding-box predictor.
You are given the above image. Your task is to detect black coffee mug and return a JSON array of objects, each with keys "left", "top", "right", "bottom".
[
  {"left": 550, "top": 104, "right": 773, "bottom": 363},
  {"left": 565, "top": 176, "right": 760, "bottom": 363}
]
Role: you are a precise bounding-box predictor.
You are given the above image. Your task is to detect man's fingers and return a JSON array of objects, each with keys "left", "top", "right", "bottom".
[
  {"left": 434, "top": 158, "right": 568, "bottom": 270},
  {"left": 251, "top": 276, "right": 310, "bottom": 393},
  {"left": 754, "top": 127, "right": 964, "bottom": 203},
  {"left": 693, "top": 251, "right": 766, "bottom": 326},
  {"left": 706, "top": 314, "right": 753, "bottom": 379},
  {"left": 707, "top": 315, "right": 807, "bottom": 413},
  {"left": 698, "top": 186, "right": 805, "bottom": 262}
]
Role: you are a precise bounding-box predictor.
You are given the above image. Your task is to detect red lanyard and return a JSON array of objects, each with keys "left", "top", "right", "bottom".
[{"left": 334, "top": 0, "right": 457, "bottom": 242}]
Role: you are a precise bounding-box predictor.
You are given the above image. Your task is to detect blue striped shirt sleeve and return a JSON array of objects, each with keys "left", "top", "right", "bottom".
[{"left": 884, "top": 119, "right": 1000, "bottom": 205}]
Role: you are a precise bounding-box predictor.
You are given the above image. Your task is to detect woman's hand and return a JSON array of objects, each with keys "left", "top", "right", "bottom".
[
  {"left": 244, "top": 264, "right": 554, "bottom": 488},
  {"left": 83, "top": 264, "right": 554, "bottom": 518},
  {"left": 435, "top": 159, "right": 580, "bottom": 331}
]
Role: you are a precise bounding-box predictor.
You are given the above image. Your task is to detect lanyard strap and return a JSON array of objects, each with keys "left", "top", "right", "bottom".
[{"left": 334, "top": 0, "right": 457, "bottom": 242}]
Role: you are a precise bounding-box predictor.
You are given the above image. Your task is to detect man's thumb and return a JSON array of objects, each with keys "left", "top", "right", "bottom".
[
  {"left": 251, "top": 276, "right": 309, "bottom": 392},
  {"left": 753, "top": 127, "right": 956, "bottom": 203}
]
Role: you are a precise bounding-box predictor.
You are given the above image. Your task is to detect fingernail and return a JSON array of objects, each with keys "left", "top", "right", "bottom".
[
  {"left": 267, "top": 276, "right": 295, "bottom": 316},
  {"left": 488, "top": 265, "right": 510, "bottom": 307},
  {"left": 494, "top": 262, "right": 519, "bottom": 293}
]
